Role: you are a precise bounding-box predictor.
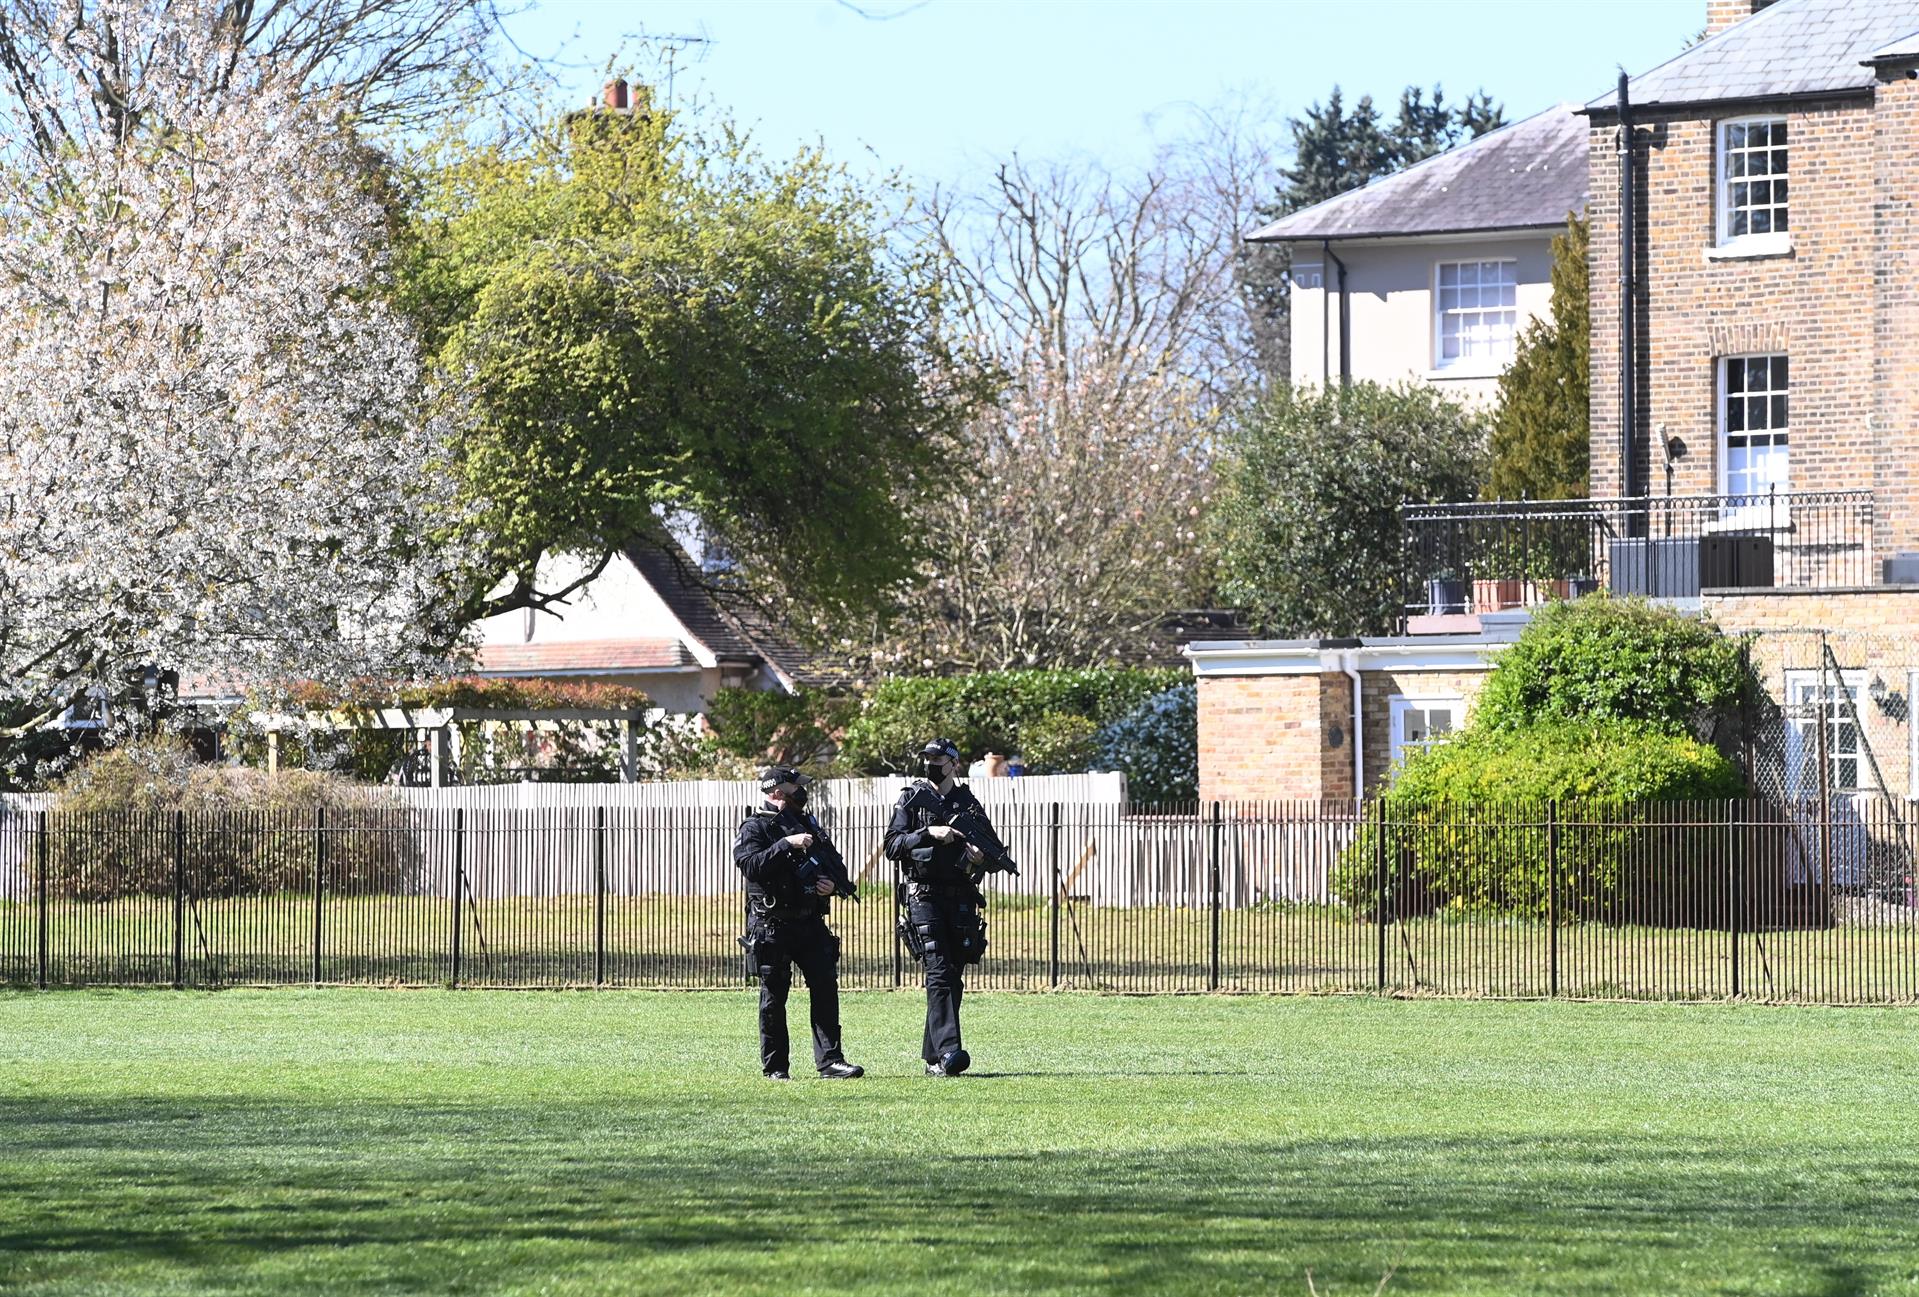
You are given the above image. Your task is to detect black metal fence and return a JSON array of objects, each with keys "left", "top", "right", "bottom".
[
  {"left": 1401, "top": 490, "right": 1876, "bottom": 622},
  {"left": 3, "top": 799, "right": 1917, "bottom": 1002}
]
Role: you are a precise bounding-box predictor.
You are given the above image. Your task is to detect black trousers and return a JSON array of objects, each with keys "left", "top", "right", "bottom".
[
  {"left": 754, "top": 916, "right": 845, "bottom": 1075},
  {"left": 908, "top": 895, "right": 973, "bottom": 1064}
]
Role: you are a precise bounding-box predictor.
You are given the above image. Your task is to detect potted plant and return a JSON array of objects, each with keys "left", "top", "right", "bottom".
[
  {"left": 1471, "top": 537, "right": 1525, "bottom": 612},
  {"left": 1425, "top": 568, "right": 1468, "bottom": 615}
]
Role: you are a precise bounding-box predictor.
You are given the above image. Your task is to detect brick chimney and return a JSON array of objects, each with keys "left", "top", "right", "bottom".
[
  {"left": 601, "top": 78, "right": 630, "bottom": 111},
  {"left": 1705, "top": 0, "right": 1779, "bottom": 37}
]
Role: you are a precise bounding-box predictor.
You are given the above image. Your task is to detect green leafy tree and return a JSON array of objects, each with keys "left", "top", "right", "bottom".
[
  {"left": 1487, "top": 214, "right": 1591, "bottom": 500},
  {"left": 1242, "top": 85, "right": 1505, "bottom": 384},
  {"left": 1210, "top": 382, "right": 1488, "bottom": 637},
  {"left": 398, "top": 88, "right": 982, "bottom": 627}
]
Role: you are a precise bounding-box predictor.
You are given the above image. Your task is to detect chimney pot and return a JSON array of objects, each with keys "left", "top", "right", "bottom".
[{"left": 602, "top": 78, "right": 630, "bottom": 111}]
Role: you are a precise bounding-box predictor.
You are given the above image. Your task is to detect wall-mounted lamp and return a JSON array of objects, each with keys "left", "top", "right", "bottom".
[{"left": 1869, "top": 674, "right": 1908, "bottom": 722}]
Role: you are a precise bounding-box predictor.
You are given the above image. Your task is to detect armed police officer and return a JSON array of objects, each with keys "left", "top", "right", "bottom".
[
  {"left": 733, "top": 766, "right": 864, "bottom": 1081},
  {"left": 885, "top": 738, "right": 1018, "bottom": 1077}
]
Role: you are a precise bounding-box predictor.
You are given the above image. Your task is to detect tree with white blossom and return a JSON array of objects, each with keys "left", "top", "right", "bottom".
[{"left": 0, "top": 0, "right": 491, "bottom": 772}]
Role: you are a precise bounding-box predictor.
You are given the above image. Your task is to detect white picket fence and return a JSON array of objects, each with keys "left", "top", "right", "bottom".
[{"left": 0, "top": 776, "right": 1353, "bottom": 907}]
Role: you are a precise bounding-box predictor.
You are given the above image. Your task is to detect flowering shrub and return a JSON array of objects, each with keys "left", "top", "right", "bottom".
[{"left": 1094, "top": 684, "right": 1197, "bottom": 805}]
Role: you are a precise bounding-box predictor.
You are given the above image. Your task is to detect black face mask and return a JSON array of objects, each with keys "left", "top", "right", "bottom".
[
  {"left": 919, "top": 759, "right": 948, "bottom": 782},
  {"left": 787, "top": 787, "right": 808, "bottom": 811}
]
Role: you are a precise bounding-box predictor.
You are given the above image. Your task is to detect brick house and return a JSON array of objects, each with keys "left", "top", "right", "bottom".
[{"left": 1192, "top": 0, "right": 1919, "bottom": 805}]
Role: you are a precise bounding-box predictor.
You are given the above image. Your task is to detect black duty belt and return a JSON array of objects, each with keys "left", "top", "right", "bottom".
[
  {"left": 749, "top": 895, "right": 824, "bottom": 921},
  {"left": 909, "top": 882, "right": 977, "bottom": 902}
]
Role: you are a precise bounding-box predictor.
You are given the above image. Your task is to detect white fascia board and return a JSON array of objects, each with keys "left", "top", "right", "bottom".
[
  {"left": 1351, "top": 644, "right": 1505, "bottom": 672},
  {"left": 1184, "top": 645, "right": 1349, "bottom": 677},
  {"left": 1185, "top": 640, "right": 1506, "bottom": 677}
]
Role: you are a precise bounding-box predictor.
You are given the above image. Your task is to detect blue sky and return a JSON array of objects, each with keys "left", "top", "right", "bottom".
[{"left": 502, "top": 0, "right": 1702, "bottom": 184}]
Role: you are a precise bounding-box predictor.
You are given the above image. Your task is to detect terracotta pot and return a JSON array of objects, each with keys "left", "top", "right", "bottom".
[{"left": 1471, "top": 578, "right": 1524, "bottom": 612}]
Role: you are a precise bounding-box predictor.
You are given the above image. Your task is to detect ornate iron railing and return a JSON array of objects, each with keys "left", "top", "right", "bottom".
[{"left": 1401, "top": 489, "right": 1875, "bottom": 621}]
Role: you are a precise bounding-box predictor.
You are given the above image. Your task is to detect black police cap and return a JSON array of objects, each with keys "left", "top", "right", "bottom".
[
  {"left": 759, "top": 765, "right": 805, "bottom": 792},
  {"left": 918, "top": 738, "right": 960, "bottom": 761}
]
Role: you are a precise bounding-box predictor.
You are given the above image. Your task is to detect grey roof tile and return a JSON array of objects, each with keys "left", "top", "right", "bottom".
[
  {"left": 1587, "top": 0, "right": 1919, "bottom": 111},
  {"left": 1246, "top": 105, "right": 1588, "bottom": 244}
]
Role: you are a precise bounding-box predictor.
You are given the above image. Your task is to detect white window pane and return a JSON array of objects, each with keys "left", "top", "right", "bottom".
[
  {"left": 1439, "top": 264, "right": 1458, "bottom": 286},
  {"left": 1728, "top": 123, "right": 1747, "bottom": 149}
]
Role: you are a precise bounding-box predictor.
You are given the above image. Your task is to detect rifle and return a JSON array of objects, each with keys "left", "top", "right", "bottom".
[
  {"left": 743, "top": 805, "right": 858, "bottom": 905},
  {"left": 948, "top": 797, "right": 1018, "bottom": 879}
]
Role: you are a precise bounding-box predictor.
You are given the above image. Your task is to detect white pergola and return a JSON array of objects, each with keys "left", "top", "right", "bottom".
[{"left": 254, "top": 705, "right": 651, "bottom": 786}]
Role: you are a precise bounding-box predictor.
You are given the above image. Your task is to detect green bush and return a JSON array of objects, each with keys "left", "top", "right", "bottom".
[
  {"left": 1096, "top": 684, "right": 1198, "bottom": 805},
  {"left": 1334, "top": 723, "right": 1744, "bottom": 919},
  {"left": 1473, "top": 596, "right": 1754, "bottom": 737},
  {"left": 1019, "top": 713, "right": 1102, "bottom": 775},
  {"left": 704, "top": 688, "right": 857, "bottom": 767},
  {"left": 1210, "top": 380, "right": 1489, "bottom": 637},
  {"left": 46, "top": 740, "right": 420, "bottom": 900},
  {"left": 839, "top": 668, "right": 1183, "bottom": 773}
]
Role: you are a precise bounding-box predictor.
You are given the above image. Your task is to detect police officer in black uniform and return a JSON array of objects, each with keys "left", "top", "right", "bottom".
[
  {"left": 885, "top": 738, "right": 1017, "bottom": 1077},
  {"left": 734, "top": 766, "right": 864, "bottom": 1081}
]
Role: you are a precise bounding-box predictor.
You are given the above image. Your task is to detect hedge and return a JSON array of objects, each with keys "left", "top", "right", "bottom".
[
  {"left": 838, "top": 668, "right": 1184, "bottom": 774},
  {"left": 45, "top": 740, "right": 419, "bottom": 900}
]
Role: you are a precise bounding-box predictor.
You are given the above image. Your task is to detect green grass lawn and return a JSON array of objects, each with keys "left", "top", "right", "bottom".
[
  {"left": 4, "top": 990, "right": 1919, "bottom": 1296},
  {"left": 10, "top": 892, "right": 1919, "bottom": 1002}
]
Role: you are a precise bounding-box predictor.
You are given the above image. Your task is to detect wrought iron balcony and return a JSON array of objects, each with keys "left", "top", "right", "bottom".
[{"left": 1400, "top": 489, "right": 1876, "bottom": 625}]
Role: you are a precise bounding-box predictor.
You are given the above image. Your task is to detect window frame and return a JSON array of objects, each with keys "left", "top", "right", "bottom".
[
  {"left": 1389, "top": 695, "right": 1466, "bottom": 769},
  {"left": 1430, "top": 257, "right": 1518, "bottom": 373},
  {"left": 1783, "top": 669, "right": 1868, "bottom": 797},
  {"left": 1715, "top": 352, "right": 1790, "bottom": 519},
  {"left": 1715, "top": 114, "right": 1792, "bottom": 253}
]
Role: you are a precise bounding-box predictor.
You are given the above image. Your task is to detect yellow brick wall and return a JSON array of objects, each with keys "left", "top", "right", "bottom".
[
  {"left": 1358, "top": 670, "right": 1494, "bottom": 800},
  {"left": 1196, "top": 674, "right": 1337, "bottom": 804},
  {"left": 1588, "top": 99, "right": 1879, "bottom": 510}
]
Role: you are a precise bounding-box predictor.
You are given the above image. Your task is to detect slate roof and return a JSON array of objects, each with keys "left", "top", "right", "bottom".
[
  {"left": 1245, "top": 105, "right": 1588, "bottom": 244},
  {"left": 1585, "top": 0, "right": 1919, "bottom": 113}
]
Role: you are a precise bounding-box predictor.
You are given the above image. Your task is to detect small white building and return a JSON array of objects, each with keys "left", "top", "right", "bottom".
[{"left": 1249, "top": 104, "right": 1589, "bottom": 406}]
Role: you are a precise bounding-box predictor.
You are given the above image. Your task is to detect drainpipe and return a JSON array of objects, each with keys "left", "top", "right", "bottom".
[
  {"left": 1326, "top": 240, "right": 1351, "bottom": 388},
  {"left": 1320, "top": 238, "right": 1332, "bottom": 386},
  {"left": 1341, "top": 650, "right": 1365, "bottom": 802},
  {"left": 1617, "top": 71, "right": 1638, "bottom": 516}
]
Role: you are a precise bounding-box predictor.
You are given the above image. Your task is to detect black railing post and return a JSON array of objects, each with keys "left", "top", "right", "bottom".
[
  {"left": 1729, "top": 799, "right": 1742, "bottom": 1000},
  {"left": 1208, "top": 802, "right": 1223, "bottom": 992},
  {"left": 1048, "top": 801, "right": 1061, "bottom": 990},
  {"left": 35, "top": 810, "right": 49, "bottom": 991},
  {"left": 1547, "top": 800, "right": 1560, "bottom": 998},
  {"left": 450, "top": 809, "right": 464, "bottom": 988},
  {"left": 172, "top": 809, "right": 186, "bottom": 989},
  {"left": 1374, "top": 798, "right": 1388, "bottom": 992},
  {"left": 594, "top": 806, "right": 607, "bottom": 987},
  {"left": 313, "top": 806, "right": 326, "bottom": 986}
]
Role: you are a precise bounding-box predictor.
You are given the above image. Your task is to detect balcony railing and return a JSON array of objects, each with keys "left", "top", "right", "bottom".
[{"left": 1401, "top": 489, "right": 1875, "bottom": 623}]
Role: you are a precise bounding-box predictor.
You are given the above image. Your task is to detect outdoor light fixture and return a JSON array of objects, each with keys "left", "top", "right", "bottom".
[{"left": 1869, "top": 674, "right": 1908, "bottom": 722}]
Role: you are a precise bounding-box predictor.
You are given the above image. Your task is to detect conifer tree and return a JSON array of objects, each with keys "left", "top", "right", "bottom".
[
  {"left": 1487, "top": 214, "right": 1591, "bottom": 500},
  {"left": 1242, "top": 85, "right": 1504, "bottom": 386}
]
